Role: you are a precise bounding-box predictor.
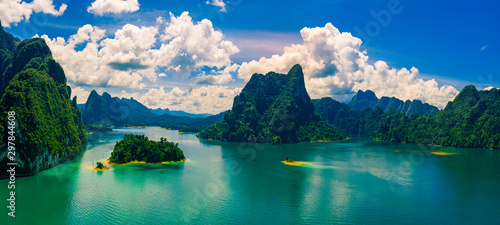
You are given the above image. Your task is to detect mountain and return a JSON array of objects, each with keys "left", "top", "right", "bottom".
[
  {"left": 83, "top": 91, "right": 156, "bottom": 127},
  {"left": 161, "top": 111, "right": 225, "bottom": 132},
  {"left": 314, "top": 85, "right": 500, "bottom": 149},
  {"left": 0, "top": 20, "right": 19, "bottom": 53},
  {"left": 313, "top": 97, "right": 383, "bottom": 136},
  {"left": 348, "top": 90, "right": 440, "bottom": 116},
  {"left": 348, "top": 90, "right": 379, "bottom": 111},
  {"left": 0, "top": 33, "right": 87, "bottom": 178},
  {"left": 151, "top": 108, "right": 212, "bottom": 118},
  {"left": 77, "top": 103, "right": 85, "bottom": 114},
  {"left": 82, "top": 91, "right": 224, "bottom": 130},
  {"left": 198, "top": 64, "right": 346, "bottom": 144},
  {"left": 0, "top": 21, "right": 19, "bottom": 96}
]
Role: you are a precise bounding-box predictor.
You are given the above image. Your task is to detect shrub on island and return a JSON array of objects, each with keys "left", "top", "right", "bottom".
[
  {"left": 109, "top": 134, "right": 185, "bottom": 164},
  {"left": 95, "top": 161, "right": 106, "bottom": 169}
]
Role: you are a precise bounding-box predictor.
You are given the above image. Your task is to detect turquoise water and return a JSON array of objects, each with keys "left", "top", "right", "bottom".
[{"left": 2, "top": 127, "right": 500, "bottom": 224}]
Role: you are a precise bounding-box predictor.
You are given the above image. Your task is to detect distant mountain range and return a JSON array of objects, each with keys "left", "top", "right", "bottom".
[
  {"left": 150, "top": 108, "right": 212, "bottom": 118},
  {"left": 78, "top": 98, "right": 212, "bottom": 119},
  {"left": 81, "top": 91, "right": 223, "bottom": 132},
  {"left": 83, "top": 90, "right": 155, "bottom": 127},
  {"left": 198, "top": 64, "right": 346, "bottom": 144},
  {"left": 348, "top": 90, "right": 439, "bottom": 116},
  {"left": 314, "top": 85, "right": 500, "bottom": 149}
]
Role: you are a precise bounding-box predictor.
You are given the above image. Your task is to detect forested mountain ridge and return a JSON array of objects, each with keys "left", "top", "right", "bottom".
[
  {"left": 151, "top": 108, "right": 212, "bottom": 118},
  {"left": 0, "top": 25, "right": 87, "bottom": 178},
  {"left": 198, "top": 64, "right": 346, "bottom": 144},
  {"left": 82, "top": 91, "right": 224, "bottom": 131},
  {"left": 161, "top": 111, "right": 225, "bottom": 132},
  {"left": 348, "top": 90, "right": 440, "bottom": 116},
  {"left": 314, "top": 85, "right": 500, "bottom": 149},
  {"left": 83, "top": 90, "right": 156, "bottom": 128}
]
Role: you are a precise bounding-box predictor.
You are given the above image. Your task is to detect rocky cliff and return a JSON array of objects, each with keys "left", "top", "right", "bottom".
[
  {"left": 198, "top": 64, "right": 346, "bottom": 143},
  {"left": 0, "top": 28, "right": 86, "bottom": 178}
]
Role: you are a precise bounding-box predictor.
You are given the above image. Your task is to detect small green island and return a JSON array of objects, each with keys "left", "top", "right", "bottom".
[
  {"left": 282, "top": 156, "right": 311, "bottom": 166},
  {"left": 91, "top": 161, "right": 111, "bottom": 171},
  {"left": 108, "top": 134, "right": 186, "bottom": 165}
]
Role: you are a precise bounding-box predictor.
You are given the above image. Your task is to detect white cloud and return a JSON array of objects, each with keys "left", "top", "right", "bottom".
[
  {"left": 480, "top": 45, "right": 487, "bottom": 52},
  {"left": 155, "top": 12, "right": 240, "bottom": 78},
  {"left": 195, "top": 64, "right": 238, "bottom": 85},
  {"left": 205, "top": 0, "right": 227, "bottom": 12},
  {"left": 117, "top": 86, "right": 242, "bottom": 114},
  {"left": 238, "top": 23, "right": 459, "bottom": 108},
  {"left": 41, "top": 12, "right": 239, "bottom": 88},
  {"left": 0, "top": 0, "right": 67, "bottom": 27},
  {"left": 484, "top": 86, "right": 497, "bottom": 91},
  {"left": 70, "top": 86, "right": 91, "bottom": 104},
  {"left": 87, "top": 0, "right": 140, "bottom": 16}
]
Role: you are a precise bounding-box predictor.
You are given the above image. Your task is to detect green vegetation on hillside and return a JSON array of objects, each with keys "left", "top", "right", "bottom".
[
  {"left": 0, "top": 19, "right": 18, "bottom": 53},
  {"left": 348, "top": 90, "right": 439, "bottom": 116},
  {"left": 198, "top": 64, "right": 346, "bottom": 144},
  {"left": 314, "top": 85, "right": 500, "bottom": 149},
  {"left": 0, "top": 29, "right": 86, "bottom": 177},
  {"left": 161, "top": 111, "right": 225, "bottom": 132},
  {"left": 109, "top": 134, "right": 185, "bottom": 164},
  {"left": 82, "top": 91, "right": 224, "bottom": 131}
]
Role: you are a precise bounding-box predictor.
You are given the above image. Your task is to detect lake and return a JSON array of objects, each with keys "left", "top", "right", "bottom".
[{"left": 3, "top": 127, "right": 500, "bottom": 224}]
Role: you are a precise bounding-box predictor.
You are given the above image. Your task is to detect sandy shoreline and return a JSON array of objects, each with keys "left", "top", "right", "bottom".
[
  {"left": 281, "top": 160, "right": 311, "bottom": 166},
  {"left": 88, "top": 166, "right": 112, "bottom": 171}
]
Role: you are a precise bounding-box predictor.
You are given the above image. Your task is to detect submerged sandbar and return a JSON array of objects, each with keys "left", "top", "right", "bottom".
[{"left": 431, "top": 152, "right": 458, "bottom": 155}]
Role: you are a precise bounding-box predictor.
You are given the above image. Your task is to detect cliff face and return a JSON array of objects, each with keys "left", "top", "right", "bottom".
[
  {"left": 198, "top": 64, "right": 346, "bottom": 143},
  {"left": 348, "top": 90, "right": 440, "bottom": 116},
  {"left": 0, "top": 35, "right": 86, "bottom": 178}
]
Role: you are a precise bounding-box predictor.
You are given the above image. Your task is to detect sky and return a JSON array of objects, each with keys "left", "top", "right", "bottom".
[{"left": 1, "top": 0, "right": 499, "bottom": 114}]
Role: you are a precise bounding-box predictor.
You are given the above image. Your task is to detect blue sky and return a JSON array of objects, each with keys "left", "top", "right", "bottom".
[{"left": 2, "top": 0, "right": 499, "bottom": 113}]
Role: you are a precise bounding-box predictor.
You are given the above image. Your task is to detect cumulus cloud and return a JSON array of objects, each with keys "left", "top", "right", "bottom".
[
  {"left": 70, "top": 86, "right": 91, "bottom": 104},
  {"left": 117, "top": 86, "right": 242, "bottom": 114},
  {"left": 87, "top": 0, "right": 140, "bottom": 16},
  {"left": 0, "top": 0, "right": 67, "bottom": 27},
  {"left": 41, "top": 12, "right": 239, "bottom": 88},
  {"left": 156, "top": 12, "right": 240, "bottom": 78},
  {"left": 205, "top": 0, "right": 227, "bottom": 12},
  {"left": 41, "top": 24, "right": 150, "bottom": 88},
  {"left": 238, "top": 23, "right": 459, "bottom": 108},
  {"left": 195, "top": 64, "right": 238, "bottom": 85}
]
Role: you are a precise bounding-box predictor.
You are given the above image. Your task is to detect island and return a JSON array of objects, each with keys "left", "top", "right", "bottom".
[
  {"left": 90, "top": 161, "right": 111, "bottom": 171},
  {"left": 282, "top": 157, "right": 311, "bottom": 166},
  {"left": 108, "top": 134, "right": 186, "bottom": 164}
]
